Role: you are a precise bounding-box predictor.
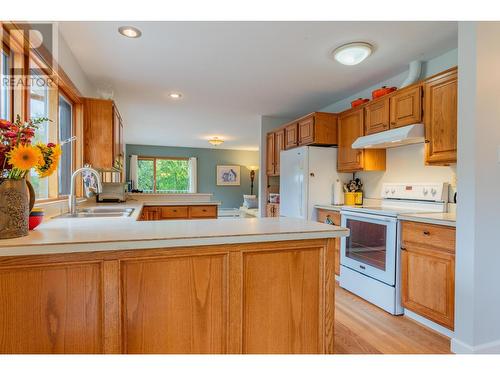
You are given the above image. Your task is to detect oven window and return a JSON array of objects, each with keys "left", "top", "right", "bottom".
[{"left": 345, "top": 219, "right": 387, "bottom": 271}]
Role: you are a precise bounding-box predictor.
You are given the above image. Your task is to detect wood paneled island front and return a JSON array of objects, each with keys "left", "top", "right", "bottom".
[{"left": 0, "top": 215, "right": 347, "bottom": 354}]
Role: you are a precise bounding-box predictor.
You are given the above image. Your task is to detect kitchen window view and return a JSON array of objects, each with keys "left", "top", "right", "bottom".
[
  {"left": 58, "top": 94, "right": 73, "bottom": 195},
  {"left": 137, "top": 157, "right": 190, "bottom": 193},
  {"left": 29, "top": 72, "right": 50, "bottom": 199}
]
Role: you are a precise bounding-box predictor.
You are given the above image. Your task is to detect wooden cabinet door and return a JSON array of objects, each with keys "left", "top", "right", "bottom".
[
  {"left": 83, "top": 98, "right": 114, "bottom": 169},
  {"left": 389, "top": 85, "right": 422, "bottom": 129},
  {"left": 241, "top": 247, "right": 327, "bottom": 353},
  {"left": 141, "top": 207, "right": 160, "bottom": 220},
  {"left": 274, "top": 129, "right": 285, "bottom": 175},
  {"left": 424, "top": 69, "right": 457, "bottom": 165},
  {"left": 401, "top": 221, "right": 456, "bottom": 330},
  {"left": 338, "top": 109, "right": 364, "bottom": 172},
  {"left": 316, "top": 210, "right": 341, "bottom": 276},
  {"left": 298, "top": 116, "right": 315, "bottom": 145},
  {"left": 401, "top": 245, "right": 455, "bottom": 330},
  {"left": 122, "top": 254, "right": 228, "bottom": 353},
  {"left": 189, "top": 205, "right": 218, "bottom": 218},
  {"left": 365, "top": 97, "right": 390, "bottom": 134},
  {"left": 266, "top": 132, "right": 275, "bottom": 176},
  {"left": 284, "top": 123, "right": 298, "bottom": 149},
  {"left": 113, "top": 106, "right": 121, "bottom": 165},
  {"left": 0, "top": 262, "right": 103, "bottom": 353},
  {"left": 160, "top": 206, "right": 189, "bottom": 219}
]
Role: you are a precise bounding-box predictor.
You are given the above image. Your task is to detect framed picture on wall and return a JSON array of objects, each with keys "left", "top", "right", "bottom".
[{"left": 216, "top": 165, "right": 241, "bottom": 186}]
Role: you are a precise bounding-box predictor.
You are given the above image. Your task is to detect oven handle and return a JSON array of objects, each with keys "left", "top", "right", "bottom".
[{"left": 340, "top": 210, "right": 397, "bottom": 223}]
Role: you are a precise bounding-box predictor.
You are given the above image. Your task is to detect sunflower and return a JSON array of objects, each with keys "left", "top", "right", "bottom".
[
  {"left": 34, "top": 143, "right": 62, "bottom": 178},
  {"left": 7, "top": 144, "right": 43, "bottom": 171}
]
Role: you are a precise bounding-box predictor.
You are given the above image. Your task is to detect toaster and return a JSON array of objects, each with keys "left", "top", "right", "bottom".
[{"left": 96, "top": 182, "right": 126, "bottom": 203}]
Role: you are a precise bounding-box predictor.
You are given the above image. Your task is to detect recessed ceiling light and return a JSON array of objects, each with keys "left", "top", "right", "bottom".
[
  {"left": 332, "top": 42, "right": 373, "bottom": 66},
  {"left": 169, "top": 92, "right": 182, "bottom": 99},
  {"left": 118, "top": 26, "right": 142, "bottom": 38}
]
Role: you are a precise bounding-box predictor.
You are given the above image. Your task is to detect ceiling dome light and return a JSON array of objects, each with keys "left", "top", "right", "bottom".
[
  {"left": 118, "top": 26, "right": 142, "bottom": 38},
  {"left": 332, "top": 42, "right": 373, "bottom": 66},
  {"left": 169, "top": 92, "right": 182, "bottom": 99},
  {"left": 208, "top": 137, "right": 224, "bottom": 146}
]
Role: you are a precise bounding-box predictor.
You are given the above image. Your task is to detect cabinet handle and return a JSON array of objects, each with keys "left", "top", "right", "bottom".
[
  {"left": 202, "top": 209, "right": 207, "bottom": 212},
  {"left": 400, "top": 246, "right": 407, "bottom": 251},
  {"left": 173, "top": 209, "right": 177, "bottom": 212},
  {"left": 391, "top": 121, "right": 396, "bottom": 125},
  {"left": 423, "top": 231, "right": 430, "bottom": 236}
]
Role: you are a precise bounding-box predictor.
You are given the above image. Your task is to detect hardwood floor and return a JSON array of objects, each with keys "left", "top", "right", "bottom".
[{"left": 334, "top": 284, "right": 451, "bottom": 354}]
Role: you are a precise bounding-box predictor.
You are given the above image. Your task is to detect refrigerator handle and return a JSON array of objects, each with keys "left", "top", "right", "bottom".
[{"left": 299, "top": 177, "right": 303, "bottom": 218}]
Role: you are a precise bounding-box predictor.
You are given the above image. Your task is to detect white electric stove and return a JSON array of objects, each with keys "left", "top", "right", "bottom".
[{"left": 339, "top": 182, "right": 449, "bottom": 315}]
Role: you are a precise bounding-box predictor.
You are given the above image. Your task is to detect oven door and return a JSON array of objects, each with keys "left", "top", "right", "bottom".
[{"left": 340, "top": 211, "right": 397, "bottom": 286}]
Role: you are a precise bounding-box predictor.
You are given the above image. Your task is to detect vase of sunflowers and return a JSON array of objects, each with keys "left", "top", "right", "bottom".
[{"left": 0, "top": 116, "right": 61, "bottom": 239}]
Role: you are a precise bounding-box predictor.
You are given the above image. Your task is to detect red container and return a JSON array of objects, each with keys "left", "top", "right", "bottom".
[
  {"left": 351, "top": 98, "right": 369, "bottom": 108},
  {"left": 29, "top": 215, "right": 43, "bottom": 230},
  {"left": 372, "top": 86, "right": 397, "bottom": 99}
]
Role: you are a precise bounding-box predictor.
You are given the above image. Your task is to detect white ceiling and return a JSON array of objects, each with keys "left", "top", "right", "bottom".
[{"left": 59, "top": 21, "right": 457, "bottom": 150}]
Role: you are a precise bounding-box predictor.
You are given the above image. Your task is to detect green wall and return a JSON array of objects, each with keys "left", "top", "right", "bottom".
[{"left": 126, "top": 144, "right": 259, "bottom": 209}]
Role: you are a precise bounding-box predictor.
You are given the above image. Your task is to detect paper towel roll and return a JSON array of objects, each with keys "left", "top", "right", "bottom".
[{"left": 333, "top": 179, "right": 344, "bottom": 205}]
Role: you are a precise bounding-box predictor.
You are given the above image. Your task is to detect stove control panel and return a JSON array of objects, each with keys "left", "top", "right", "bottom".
[{"left": 381, "top": 183, "right": 449, "bottom": 202}]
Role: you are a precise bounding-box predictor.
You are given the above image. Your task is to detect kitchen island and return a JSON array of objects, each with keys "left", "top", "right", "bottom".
[{"left": 0, "top": 215, "right": 348, "bottom": 354}]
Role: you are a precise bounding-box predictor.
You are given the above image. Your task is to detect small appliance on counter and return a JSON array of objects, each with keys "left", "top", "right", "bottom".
[{"left": 96, "top": 182, "right": 127, "bottom": 203}]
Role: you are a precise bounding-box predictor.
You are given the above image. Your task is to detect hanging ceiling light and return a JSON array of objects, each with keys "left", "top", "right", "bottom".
[
  {"left": 332, "top": 42, "right": 373, "bottom": 66},
  {"left": 208, "top": 137, "right": 224, "bottom": 146}
]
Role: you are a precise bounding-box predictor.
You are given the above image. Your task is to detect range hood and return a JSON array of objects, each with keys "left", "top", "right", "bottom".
[{"left": 351, "top": 123, "right": 425, "bottom": 149}]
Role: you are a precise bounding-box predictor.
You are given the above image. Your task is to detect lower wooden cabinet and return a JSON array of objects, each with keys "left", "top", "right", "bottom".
[
  {"left": 0, "top": 239, "right": 335, "bottom": 353},
  {"left": 266, "top": 203, "right": 280, "bottom": 217},
  {"left": 317, "top": 209, "right": 341, "bottom": 276},
  {"left": 400, "top": 221, "right": 455, "bottom": 330},
  {"left": 140, "top": 205, "right": 218, "bottom": 220},
  {"left": 0, "top": 262, "right": 103, "bottom": 353}
]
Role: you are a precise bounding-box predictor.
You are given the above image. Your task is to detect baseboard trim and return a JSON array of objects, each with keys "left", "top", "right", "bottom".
[
  {"left": 404, "top": 309, "right": 454, "bottom": 338},
  {"left": 451, "top": 338, "right": 500, "bottom": 354}
]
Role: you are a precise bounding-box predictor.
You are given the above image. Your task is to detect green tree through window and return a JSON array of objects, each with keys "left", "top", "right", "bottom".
[{"left": 137, "top": 157, "right": 190, "bottom": 193}]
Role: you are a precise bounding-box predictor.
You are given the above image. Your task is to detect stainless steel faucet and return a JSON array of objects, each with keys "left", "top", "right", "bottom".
[{"left": 68, "top": 166, "right": 103, "bottom": 216}]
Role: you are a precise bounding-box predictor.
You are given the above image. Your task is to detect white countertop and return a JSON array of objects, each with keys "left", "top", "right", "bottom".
[
  {"left": 0, "top": 204, "right": 349, "bottom": 256},
  {"left": 398, "top": 212, "right": 456, "bottom": 227},
  {"left": 314, "top": 203, "right": 456, "bottom": 227}
]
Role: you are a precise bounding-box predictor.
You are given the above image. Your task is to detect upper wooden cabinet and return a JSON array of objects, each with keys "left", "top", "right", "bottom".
[
  {"left": 389, "top": 85, "right": 422, "bottom": 129},
  {"left": 297, "top": 112, "right": 338, "bottom": 146},
  {"left": 266, "top": 129, "right": 285, "bottom": 176},
  {"left": 298, "top": 116, "right": 315, "bottom": 144},
  {"left": 424, "top": 68, "right": 458, "bottom": 165},
  {"left": 266, "top": 132, "right": 276, "bottom": 176},
  {"left": 401, "top": 221, "right": 456, "bottom": 330},
  {"left": 284, "top": 123, "right": 298, "bottom": 149},
  {"left": 337, "top": 108, "right": 386, "bottom": 173},
  {"left": 274, "top": 129, "right": 285, "bottom": 174},
  {"left": 365, "top": 97, "right": 390, "bottom": 135},
  {"left": 83, "top": 98, "right": 124, "bottom": 171}
]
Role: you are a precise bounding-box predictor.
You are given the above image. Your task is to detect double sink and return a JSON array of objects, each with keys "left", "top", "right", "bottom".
[{"left": 56, "top": 207, "right": 135, "bottom": 218}]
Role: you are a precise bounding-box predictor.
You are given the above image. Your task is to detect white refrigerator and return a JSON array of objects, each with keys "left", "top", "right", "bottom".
[{"left": 279, "top": 146, "right": 350, "bottom": 221}]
